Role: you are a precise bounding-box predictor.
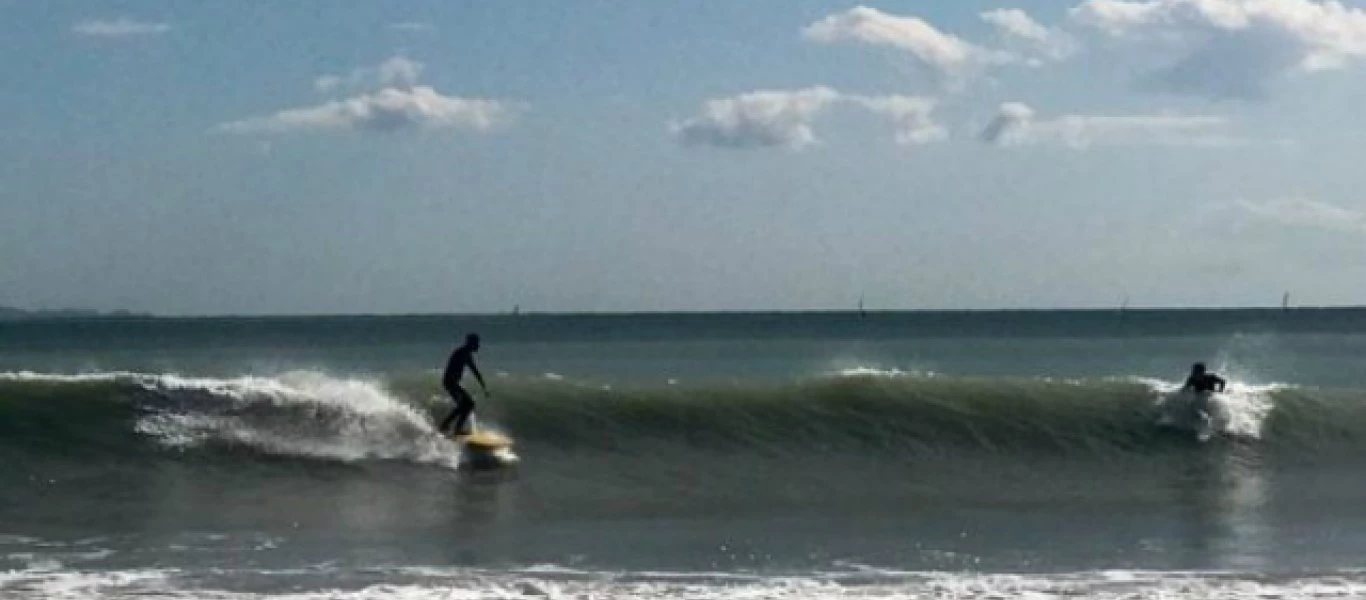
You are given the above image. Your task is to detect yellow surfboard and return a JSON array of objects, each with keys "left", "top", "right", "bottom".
[
  {"left": 454, "top": 429, "right": 513, "bottom": 449},
  {"left": 448, "top": 429, "right": 519, "bottom": 467}
]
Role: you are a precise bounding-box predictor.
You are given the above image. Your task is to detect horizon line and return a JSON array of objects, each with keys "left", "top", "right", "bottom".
[{"left": 7, "top": 304, "right": 1366, "bottom": 320}]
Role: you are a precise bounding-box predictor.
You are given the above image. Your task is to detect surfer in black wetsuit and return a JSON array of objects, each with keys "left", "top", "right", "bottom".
[
  {"left": 1182, "top": 362, "right": 1226, "bottom": 421},
  {"left": 1182, "top": 362, "right": 1226, "bottom": 393},
  {"left": 439, "top": 333, "right": 489, "bottom": 436}
]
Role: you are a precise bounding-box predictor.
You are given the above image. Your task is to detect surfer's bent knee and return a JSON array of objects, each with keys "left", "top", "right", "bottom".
[{"left": 448, "top": 387, "right": 474, "bottom": 410}]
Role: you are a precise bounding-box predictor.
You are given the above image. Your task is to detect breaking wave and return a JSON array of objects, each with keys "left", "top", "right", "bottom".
[
  {"left": 4, "top": 366, "right": 1366, "bottom": 465},
  {"left": 0, "top": 370, "right": 461, "bottom": 469},
  {"left": 4, "top": 565, "right": 1366, "bottom": 600}
]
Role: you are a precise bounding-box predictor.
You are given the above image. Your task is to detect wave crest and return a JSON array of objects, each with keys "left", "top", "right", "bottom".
[
  {"left": 1, "top": 370, "right": 462, "bottom": 469},
  {"left": 8, "top": 368, "right": 1366, "bottom": 464}
]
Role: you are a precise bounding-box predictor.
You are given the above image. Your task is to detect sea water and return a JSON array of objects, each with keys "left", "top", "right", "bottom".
[{"left": 5, "top": 310, "right": 1366, "bottom": 599}]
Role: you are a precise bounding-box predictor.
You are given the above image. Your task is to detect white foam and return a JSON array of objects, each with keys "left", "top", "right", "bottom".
[
  {"left": 128, "top": 370, "right": 465, "bottom": 469},
  {"left": 0, "top": 568, "right": 169, "bottom": 600},
  {"left": 1215, "top": 382, "right": 1281, "bottom": 439},
  {"left": 0, "top": 370, "right": 141, "bottom": 383},
  {"left": 1140, "top": 376, "right": 1281, "bottom": 440},
  {"left": 832, "top": 367, "right": 930, "bottom": 379},
  {"left": 5, "top": 568, "right": 1366, "bottom": 600}
]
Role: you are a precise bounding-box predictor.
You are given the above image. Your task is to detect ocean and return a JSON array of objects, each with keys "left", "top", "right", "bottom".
[{"left": 6, "top": 309, "right": 1366, "bottom": 599}]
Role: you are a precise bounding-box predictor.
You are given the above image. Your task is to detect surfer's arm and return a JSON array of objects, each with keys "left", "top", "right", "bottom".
[
  {"left": 470, "top": 360, "right": 488, "bottom": 394},
  {"left": 1214, "top": 376, "right": 1227, "bottom": 392}
]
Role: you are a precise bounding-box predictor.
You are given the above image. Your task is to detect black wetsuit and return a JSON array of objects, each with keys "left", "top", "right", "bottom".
[
  {"left": 439, "top": 345, "right": 479, "bottom": 435},
  {"left": 1183, "top": 373, "right": 1226, "bottom": 393},
  {"left": 1183, "top": 372, "right": 1226, "bottom": 417}
]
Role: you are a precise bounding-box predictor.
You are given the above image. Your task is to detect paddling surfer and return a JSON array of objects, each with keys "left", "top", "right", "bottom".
[
  {"left": 1181, "top": 362, "right": 1225, "bottom": 421},
  {"left": 1182, "top": 362, "right": 1226, "bottom": 394}
]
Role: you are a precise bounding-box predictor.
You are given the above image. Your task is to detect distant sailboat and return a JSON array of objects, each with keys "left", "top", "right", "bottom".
[
  {"left": 1282, "top": 291, "right": 1291, "bottom": 312},
  {"left": 857, "top": 294, "right": 866, "bottom": 318}
]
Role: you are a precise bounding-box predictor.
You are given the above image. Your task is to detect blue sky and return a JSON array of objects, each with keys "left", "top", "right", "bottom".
[{"left": 3, "top": 0, "right": 1366, "bottom": 315}]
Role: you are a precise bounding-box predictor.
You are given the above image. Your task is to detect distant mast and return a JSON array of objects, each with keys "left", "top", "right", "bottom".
[
  {"left": 1282, "top": 291, "right": 1290, "bottom": 312},
  {"left": 857, "top": 294, "right": 866, "bottom": 318}
]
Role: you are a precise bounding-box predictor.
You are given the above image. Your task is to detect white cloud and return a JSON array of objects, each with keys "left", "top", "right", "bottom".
[
  {"left": 982, "top": 9, "right": 1053, "bottom": 44},
  {"left": 315, "top": 56, "right": 424, "bottom": 94},
  {"left": 1069, "top": 0, "right": 1163, "bottom": 36},
  {"left": 980, "top": 9, "right": 1076, "bottom": 62},
  {"left": 71, "top": 17, "right": 171, "bottom": 38},
  {"left": 673, "top": 87, "right": 842, "bottom": 150},
  {"left": 673, "top": 88, "right": 946, "bottom": 150},
  {"left": 218, "top": 86, "right": 512, "bottom": 135},
  {"left": 851, "top": 95, "right": 948, "bottom": 145},
  {"left": 221, "top": 56, "right": 514, "bottom": 135},
  {"left": 390, "top": 22, "right": 435, "bottom": 33},
  {"left": 1234, "top": 198, "right": 1366, "bottom": 234},
  {"left": 1070, "top": 0, "right": 1366, "bottom": 98},
  {"left": 980, "top": 101, "right": 1237, "bottom": 148},
  {"left": 804, "top": 6, "right": 992, "bottom": 77}
]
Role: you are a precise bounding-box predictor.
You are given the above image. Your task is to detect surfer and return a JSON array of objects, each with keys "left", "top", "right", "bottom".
[
  {"left": 1181, "top": 362, "right": 1226, "bottom": 422},
  {"left": 439, "top": 333, "right": 490, "bottom": 436},
  {"left": 1182, "top": 362, "right": 1226, "bottom": 394}
]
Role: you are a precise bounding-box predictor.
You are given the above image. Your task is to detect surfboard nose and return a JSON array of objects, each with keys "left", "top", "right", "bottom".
[{"left": 461, "top": 445, "right": 519, "bottom": 469}]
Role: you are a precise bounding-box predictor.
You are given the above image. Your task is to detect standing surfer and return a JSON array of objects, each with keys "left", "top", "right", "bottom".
[{"left": 440, "top": 333, "right": 490, "bottom": 436}]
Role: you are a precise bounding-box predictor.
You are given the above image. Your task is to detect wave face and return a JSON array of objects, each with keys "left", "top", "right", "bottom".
[
  {"left": 0, "top": 371, "right": 460, "bottom": 469},
  {"left": 474, "top": 372, "right": 1276, "bottom": 457},
  {"left": 6, "top": 368, "right": 1366, "bottom": 466}
]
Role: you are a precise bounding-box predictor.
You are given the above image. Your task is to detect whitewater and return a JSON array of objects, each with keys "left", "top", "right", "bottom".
[{"left": 6, "top": 310, "right": 1366, "bottom": 599}]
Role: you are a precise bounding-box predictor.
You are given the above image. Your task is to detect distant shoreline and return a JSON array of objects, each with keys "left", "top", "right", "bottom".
[
  {"left": 0, "top": 307, "right": 152, "bottom": 321},
  {"left": 4, "top": 305, "right": 1365, "bottom": 321}
]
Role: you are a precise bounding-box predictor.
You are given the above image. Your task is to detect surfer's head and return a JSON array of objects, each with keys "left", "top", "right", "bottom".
[
  {"left": 465, "top": 333, "right": 481, "bottom": 351},
  {"left": 1190, "top": 362, "right": 1206, "bottom": 375}
]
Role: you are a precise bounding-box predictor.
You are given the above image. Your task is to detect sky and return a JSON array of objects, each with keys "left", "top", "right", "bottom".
[{"left": 3, "top": 0, "right": 1366, "bottom": 315}]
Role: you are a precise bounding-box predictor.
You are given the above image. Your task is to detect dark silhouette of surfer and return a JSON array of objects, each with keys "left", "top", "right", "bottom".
[
  {"left": 1182, "top": 363, "right": 1226, "bottom": 394},
  {"left": 1182, "top": 362, "right": 1226, "bottom": 424},
  {"left": 440, "top": 333, "right": 489, "bottom": 436}
]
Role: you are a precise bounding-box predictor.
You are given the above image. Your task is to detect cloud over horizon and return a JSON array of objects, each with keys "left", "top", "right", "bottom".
[
  {"left": 314, "top": 56, "right": 424, "bottom": 94},
  {"left": 980, "top": 8, "right": 1077, "bottom": 63},
  {"left": 803, "top": 6, "right": 999, "bottom": 79},
  {"left": 219, "top": 57, "right": 514, "bottom": 135},
  {"left": 1070, "top": 0, "right": 1366, "bottom": 98},
  {"left": 795, "top": 1, "right": 1366, "bottom": 101},
  {"left": 389, "top": 22, "right": 435, "bottom": 33},
  {"left": 71, "top": 17, "right": 171, "bottom": 38},
  {"left": 218, "top": 87, "right": 511, "bottom": 135},
  {"left": 1233, "top": 197, "right": 1366, "bottom": 234},
  {"left": 980, "top": 101, "right": 1237, "bottom": 148},
  {"left": 673, "top": 87, "right": 842, "bottom": 150},
  {"left": 851, "top": 95, "right": 948, "bottom": 145},
  {"left": 673, "top": 88, "right": 946, "bottom": 150}
]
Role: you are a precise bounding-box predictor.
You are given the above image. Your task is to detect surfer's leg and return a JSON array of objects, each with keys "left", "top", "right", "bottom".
[
  {"left": 439, "top": 406, "right": 459, "bottom": 433},
  {"left": 439, "top": 385, "right": 465, "bottom": 433},
  {"left": 452, "top": 388, "right": 477, "bottom": 435}
]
